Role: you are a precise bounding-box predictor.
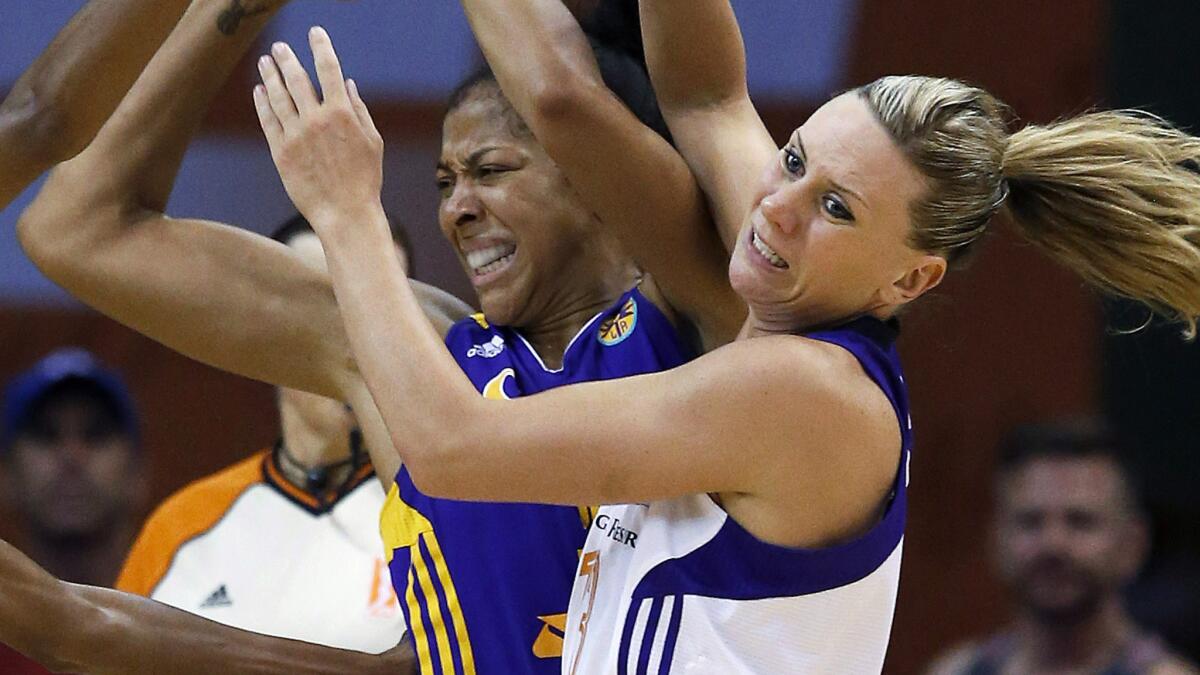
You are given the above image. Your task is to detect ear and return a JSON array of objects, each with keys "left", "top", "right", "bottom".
[{"left": 888, "top": 254, "right": 947, "bottom": 304}]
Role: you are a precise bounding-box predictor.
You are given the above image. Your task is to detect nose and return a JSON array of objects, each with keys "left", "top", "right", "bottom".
[
  {"left": 52, "top": 435, "right": 94, "bottom": 473},
  {"left": 759, "top": 181, "right": 805, "bottom": 236},
  {"left": 444, "top": 179, "right": 484, "bottom": 230}
]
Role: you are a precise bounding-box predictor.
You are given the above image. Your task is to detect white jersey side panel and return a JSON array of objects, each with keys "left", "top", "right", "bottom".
[
  {"left": 564, "top": 493, "right": 903, "bottom": 674},
  {"left": 149, "top": 482, "right": 404, "bottom": 653}
]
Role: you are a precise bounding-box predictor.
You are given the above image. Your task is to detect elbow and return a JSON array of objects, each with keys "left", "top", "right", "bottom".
[
  {"left": 525, "top": 71, "right": 602, "bottom": 129},
  {"left": 16, "top": 166, "right": 115, "bottom": 277},
  {"left": 400, "top": 422, "right": 485, "bottom": 501},
  {"left": 0, "top": 81, "right": 71, "bottom": 167},
  {"left": 402, "top": 439, "right": 463, "bottom": 500}
]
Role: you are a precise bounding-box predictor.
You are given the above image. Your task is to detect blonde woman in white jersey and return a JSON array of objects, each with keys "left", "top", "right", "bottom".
[{"left": 251, "top": 0, "right": 1200, "bottom": 669}]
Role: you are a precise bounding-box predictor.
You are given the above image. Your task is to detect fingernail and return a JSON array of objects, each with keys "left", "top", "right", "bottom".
[{"left": 272, "top": 42, "right": 287, "bottom": 54}]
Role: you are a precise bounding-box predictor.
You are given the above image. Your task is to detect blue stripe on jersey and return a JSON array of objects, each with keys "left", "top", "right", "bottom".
[
  {"left": 384, "top": 286, "right": 692, "bottom": 674},
  {"left": 636, "top": 596, "right": 666, "bottom": 675},
  {"left": 617, "top": 599, "right": 641, "bottom": 675},
  {"left": 657, "top": 596, "right": 684, "bottom": 675},
  {"left": 631, "top": 316, "right": 910, "bottom": 602}
]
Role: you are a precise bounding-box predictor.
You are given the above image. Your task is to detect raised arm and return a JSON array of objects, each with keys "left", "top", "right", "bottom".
[
  {"left": 0, "top": 539, "right": 414, "bottom": 675},
  {"left": 638, "top": 0, "right": 778, "bottom": 246},
  {"left": 459, "top": 0, "right": 745, "bottom": 350},
  {"left": 17, "top": 0, "right": 469, "bottom": 401},
  {"left": 0, "top": 0, "right": 192, "bottom": 208}
]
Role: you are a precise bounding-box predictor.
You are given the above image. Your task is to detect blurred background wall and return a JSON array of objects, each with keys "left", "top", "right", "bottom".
[{"left": 1, "top": 1, "right": 1196, "bottom": 672}]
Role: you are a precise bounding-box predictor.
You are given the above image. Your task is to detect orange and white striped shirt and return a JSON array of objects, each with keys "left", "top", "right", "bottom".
[{"left": 117, "top": 450, "right": 404, "bottom": 653}]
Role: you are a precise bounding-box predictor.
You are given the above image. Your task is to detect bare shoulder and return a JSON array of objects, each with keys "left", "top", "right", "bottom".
[{"left": 697, "top": 334, "right": 901, "bottom": 545}]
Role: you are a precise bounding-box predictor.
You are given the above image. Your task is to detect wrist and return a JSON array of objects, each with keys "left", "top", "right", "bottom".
[{"left": 309, "top": 201, "right": 389, "bottom": 245}]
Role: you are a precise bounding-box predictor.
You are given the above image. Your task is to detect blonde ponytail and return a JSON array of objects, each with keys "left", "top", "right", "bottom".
[
  {"left": 858, "top": 76, "right": 1200, "bottom": 337},
  {"left": 1003, "top": 112, "right": 1200, "bottom": 337}
]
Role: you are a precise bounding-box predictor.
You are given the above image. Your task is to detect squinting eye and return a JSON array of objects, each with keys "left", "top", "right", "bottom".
[
  {"left": 823, "top": 195, "right": 854, "bottom": 221},
  {"left": 783, "top": 148, "right": 804, "bottom": 175},
  {"left": 435, "top": 177, "right": 453, "bottom": 194}
]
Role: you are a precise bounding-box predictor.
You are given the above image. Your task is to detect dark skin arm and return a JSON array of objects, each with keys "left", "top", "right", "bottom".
[
  {"left": 0, "top": 0, "right": 193, "bottom": 208},
  {"left": 0, "top": 539, "right": 414, "bottom": 675}
]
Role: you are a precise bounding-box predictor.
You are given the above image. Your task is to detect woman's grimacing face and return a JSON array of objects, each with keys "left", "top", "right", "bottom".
[
  {"left": 436, "top": 93, "right": 608, "bottom": 329},
  {"left": 729, "top": 93, "right": 945, "bottom": 329}
]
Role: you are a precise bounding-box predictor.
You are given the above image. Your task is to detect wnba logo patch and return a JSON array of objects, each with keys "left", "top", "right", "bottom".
[{"left": 597, "top": 298, "right": 637, "bottom": 346}]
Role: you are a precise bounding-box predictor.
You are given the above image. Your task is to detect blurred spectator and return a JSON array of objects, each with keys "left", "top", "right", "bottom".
[
  {"left": 114, "top": 216, "right": 408, "bottom": 653},
  {"left": 1, "top": 348, "right": 145, "bottom": 586},
  {"left": 925, "top": 421, "right": 1198, "bottom": 675},
  {"left": 0, "top": 348, "right": 145, "bottom": 675}
]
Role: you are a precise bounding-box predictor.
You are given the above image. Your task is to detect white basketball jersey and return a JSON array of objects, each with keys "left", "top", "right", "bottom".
[{"left": 563, "top": 317, "right": 912, "bottom": 674}]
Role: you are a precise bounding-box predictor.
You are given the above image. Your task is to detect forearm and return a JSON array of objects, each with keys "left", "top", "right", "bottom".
[
  {"left": 82, "top": 0, "right": 286, "bottom": 213},
  {"left": 0, "top": 540, "right": 91, "bottom": 672},
  {"left": 460, "top": 0, "right": 606, "bottom": 125},
  {"left": 0, "top": 0, "right": 192, "bottom": 207},
  {"left": 0, "top": 0, "right": 193, "bottom": 168},
  {"left": 319, "top": 207, "right": 483, "bottom": 489},
  {"left": 2, "top": 540, "right": 407, "bottom": 675},
  {"left": 638, "top": 0, "right": 749, "bottom": 111},
  {"left": 68, "top": 585, "right": 406, "bottom": 675}
]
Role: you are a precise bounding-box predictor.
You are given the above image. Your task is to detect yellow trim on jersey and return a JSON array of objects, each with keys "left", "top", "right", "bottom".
[
  {"left": 404, "top": 566, "right": 434, "bottom": 675},
  {"left": 380, "top": 483, "right": 477, "bottom": 674},
  {"left": 577, "top": 505, "right": 597, "bottom": 530},
  {"left": 411, "top": 543, "right": 456, "bottom": 673},
  {"left": 380, "top": 483, "right": 432, "bottom": 563},
  {"left": 421, "top": 533, "right": 477, "bottom": 672},
  {"left": 471, "top": 312, "right": 489, "bottom": 329}
]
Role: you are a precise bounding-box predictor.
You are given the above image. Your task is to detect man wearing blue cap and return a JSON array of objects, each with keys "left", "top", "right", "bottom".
[{"left": 1, "top": 348, "right": 145, "bottom": 589}]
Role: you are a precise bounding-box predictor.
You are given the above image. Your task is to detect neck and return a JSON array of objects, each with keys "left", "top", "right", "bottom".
[
  {"left": 742, "top": 299, "right": 893, "bottom": 339},
  {"left": 520, "top": 265, "right": 638, "bottom": 369},
  {"left": 277, "top": 399, "right": 355, "bottom": 492},
  {"left": 1014, "top": 597, "right": 1136, "bottom": 671},
  {"left": 24, "top": 526, "right": 133, "bottom": 586}
]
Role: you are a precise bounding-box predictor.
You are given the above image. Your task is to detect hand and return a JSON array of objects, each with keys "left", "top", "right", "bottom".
[{"left": 254, "top": 27, "right": 384, "bottom": 232}]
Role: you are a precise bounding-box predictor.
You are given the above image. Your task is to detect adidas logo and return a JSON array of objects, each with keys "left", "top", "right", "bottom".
[{"left": 199, "top": 584, "right": 233, "bottom": 609}]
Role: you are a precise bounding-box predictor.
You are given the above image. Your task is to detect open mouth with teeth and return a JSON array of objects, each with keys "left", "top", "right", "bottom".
[
  {"left": 751, "top": 229, "right": 789, "bottom": 269},
  {"left": 464, "top": 243, "right": 517, "bottom": 281}
]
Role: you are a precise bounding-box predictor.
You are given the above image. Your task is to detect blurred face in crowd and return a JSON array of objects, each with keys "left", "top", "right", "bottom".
[
  {"left": 993, "top": 456, "right": 1146, "bottom": 624},
  {"left": 3, "top": 383, "right": 143, "bottom": 541}
]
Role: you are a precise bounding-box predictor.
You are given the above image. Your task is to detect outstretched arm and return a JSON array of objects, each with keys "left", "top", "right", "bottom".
[
  {"left": 459, "top": 0, "right": 745, "bottom": 350},
  {"left": 638, "top": 0, "right": 778, "bottom": 247},
  {"left": 0, "top": 539, "right": 414, "bottom": 675},
  {"left": 0, "top": 0, "right": 193, "bottom": 208}
]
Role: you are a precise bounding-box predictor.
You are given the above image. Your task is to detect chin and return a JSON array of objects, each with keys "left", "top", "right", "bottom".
[
  {"left": 729, "top": 256, "right": 784, "bottom": 308},
  {"left": 477, "top": 291, "right": 521, "bottom": 327}
]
